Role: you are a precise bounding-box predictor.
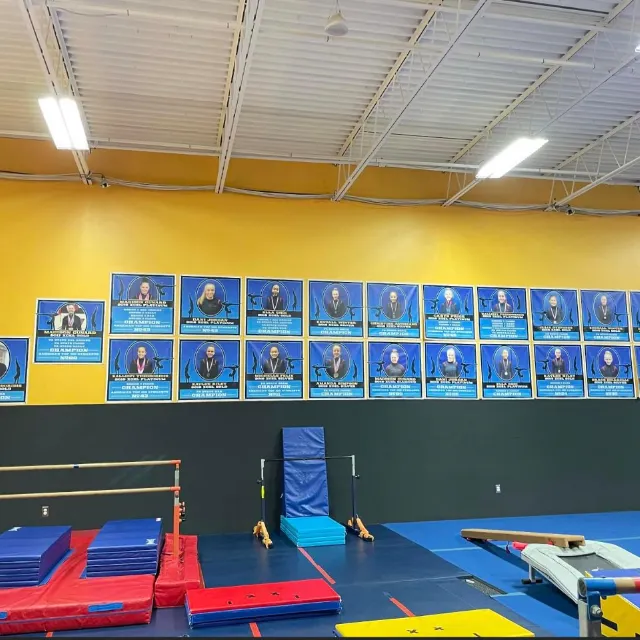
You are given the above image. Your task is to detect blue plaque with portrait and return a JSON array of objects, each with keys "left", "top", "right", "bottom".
[
  {"left": 367, "top": 283, "right": 420, "bottom": 338},
  {"left": 0, "top": 338, "right": 29, "bottom": 404},
  {"left": 585, "top": 345, "right": 634, "bottom": 398},
  {"left": 245, "top": 340, "right": 303, "bottom": 399},
  {"left": 246, "top": 278, "right": 303, "bottom": 336},
  {"left": 480, "top": 344, "right": 532, "bottom": 399},
  {"left": 530, "top": 288, "right": 580, "bottom": 341},
  {"left": 534, "top": 345, "right": 584, "bottom": 398},
  {"left": 423, "top": 285, "right": 475, "bottom": 340},
  {"left": 581, "top": 290, "right": 629, "bottom": 342},
  {"left": 107, "top": 339, "right": 173, "bottom": 402},
  {"left": 309, "top": 280, "right": 363, "bottom": 337},
  {"left": 180, "top": 276, "right": 240, "bottom": 335},
  {"left": 178, "top": 340, "right": 240, "bottom": 401},
  {"left": 477, "top": 287, "right": 528, "bottom": 340},
  {"left": 309, "top": 341, "right": 364, "bottom": 399},
  {"left": 367, "top": 342, "right": 422, "bottom": 399},
  {"left": 110, "top": 273, "right": 175, "bottom": 335},
  {"left": 35, "top": 299, "right": 105, "bottom": 363},
  {"left": 629, "top": 292, "right": 640, "bottom": 341},
  {"left": 425, "top": 343, "right": 477, "bottom": 399}
]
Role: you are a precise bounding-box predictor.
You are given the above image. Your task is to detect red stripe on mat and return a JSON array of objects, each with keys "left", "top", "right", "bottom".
[
  {"left": 45, "top": 633, "right": 54, "bottom": 637},
  {"left": 249, "top": 622, "right": 261, "bottom": 637},
  {"left": 389, "top": 596, "right": 415, "bottom": 617},
  {"left": 297, "top": 547, "right": 336, "bottom": 585}
]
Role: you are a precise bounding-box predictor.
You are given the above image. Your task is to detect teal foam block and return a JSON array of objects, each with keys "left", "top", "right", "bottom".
[{"left": 280, "top": 516, "right": 346, "bottom": 548}]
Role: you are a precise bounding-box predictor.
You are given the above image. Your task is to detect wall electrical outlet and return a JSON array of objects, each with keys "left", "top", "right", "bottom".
[
  {"left": 495, "top": 484, "right": 501, "bottom": 494},
  {"left": 42, "top": 505, "right": 49, "bottom": 517}
]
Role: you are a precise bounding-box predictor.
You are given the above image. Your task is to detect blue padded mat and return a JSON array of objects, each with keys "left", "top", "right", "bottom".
[
  {"left": 282, "top": 427, "right": 329, "bottom": 518},
  {"left": 187, "top": 600, "right": 341, "bottom": 628},
  {"left": 493, "top": 593, "right": 578, "bottom": 637},
  {"left": 0, "top": 526, "right": 71, "bottom": 585},
  {"left": 87, "top": 519, "right": 163, "bottom": 554}
]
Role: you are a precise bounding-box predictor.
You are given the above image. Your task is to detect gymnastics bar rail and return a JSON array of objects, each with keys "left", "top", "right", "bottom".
[
  {"left": 0, "top": 460, "right": 184, "bottom": 559},
  {"left": 578, "top": 576, "right": 640, "bottom": 637}
]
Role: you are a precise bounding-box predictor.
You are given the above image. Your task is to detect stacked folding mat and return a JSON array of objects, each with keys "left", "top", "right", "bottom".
[
  {"left": 185, "top": 579, "right": 341, "bottom": 627},
  {"left": 279, "top": 427, "right": 346, "bottom": 548},
  {"left": 85, "top": 518, "right": 163, "bottom": 578},
  {"left": 0, "top": 525, "right": 71, "bottom": 587}
]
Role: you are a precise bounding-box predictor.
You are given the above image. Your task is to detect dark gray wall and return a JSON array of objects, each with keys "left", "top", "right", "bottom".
[{"left": 1, "top": 399, "right": 637, "bottom": 535}]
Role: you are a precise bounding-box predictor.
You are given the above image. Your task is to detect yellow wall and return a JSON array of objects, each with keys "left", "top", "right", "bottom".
[{"left": 2, "top": 179, "right": 640, "bottom": 406}]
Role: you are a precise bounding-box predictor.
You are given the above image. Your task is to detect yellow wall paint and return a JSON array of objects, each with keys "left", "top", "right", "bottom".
[
  {"left": 4, "top": 137, "right": 640, "bottom": 209},
  {"left": 2, "top": 179, "right": 640, "bottom": 406}
]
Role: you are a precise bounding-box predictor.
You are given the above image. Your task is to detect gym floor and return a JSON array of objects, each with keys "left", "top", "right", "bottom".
[{"left": 23, "top": 511, "right": 640, "bottom": 637}]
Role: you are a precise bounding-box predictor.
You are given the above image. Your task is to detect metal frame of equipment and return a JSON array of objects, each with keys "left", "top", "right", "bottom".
[
  {"left": 253, "top": 454, "right": 373, "bottom": 548},
  {"left": 0, "top": 460, "right": 186, "bottom": 559},
  {"left": 578, "top": 576, "right": 640, "bottom": 637}
]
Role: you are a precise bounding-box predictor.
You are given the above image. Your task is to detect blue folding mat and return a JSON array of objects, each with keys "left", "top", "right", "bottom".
[
  {"left": 85, "top": 518, "right": 163, "bottom": 578},
  {"left": 281, "top": 427, "right": 346, "bottom": 547},
  {"left": 0, "top": 525, "right": 71, "bottom": 587}
]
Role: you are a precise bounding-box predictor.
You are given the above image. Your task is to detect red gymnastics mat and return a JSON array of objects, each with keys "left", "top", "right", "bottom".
[
  {"left": 0, "top": 530, "right": 154, "bottom": 635},
  {"left": 154, "top": 533, "right": 203, "bottom": 608},
  {"left": 185, "top": 578, "right": 341, "bottom": 627}
]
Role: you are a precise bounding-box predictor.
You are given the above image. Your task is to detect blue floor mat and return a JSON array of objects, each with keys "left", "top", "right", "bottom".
[
  {"left": 494, "top": 593, "right": 578, "bottom": 637},
  {"left": 385, "top": 511, "right": 640, "bottom": 551}
]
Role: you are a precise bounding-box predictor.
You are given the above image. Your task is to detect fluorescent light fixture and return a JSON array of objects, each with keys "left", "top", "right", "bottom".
[
  {"left": 476, "top": 137, "right": 548, "bottom": 179},
  {"left": 38, "top": 96, "right": 89, "bottom": 151},
  {"left": 635, "top": 43, "right": 640, "bottom": 52}
]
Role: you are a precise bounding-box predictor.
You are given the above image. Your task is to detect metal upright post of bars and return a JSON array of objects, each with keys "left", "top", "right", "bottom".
[
  {"left": 577, "top": 576, "right": 640, "bottom": 637},
  {"left": 0, "top": 459, "right": 183, "bottom": 560}
]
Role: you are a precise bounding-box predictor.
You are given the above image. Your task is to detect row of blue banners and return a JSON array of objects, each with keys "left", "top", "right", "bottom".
[{"left": 2, "top": 337, "right": 638, "bottom": 403}]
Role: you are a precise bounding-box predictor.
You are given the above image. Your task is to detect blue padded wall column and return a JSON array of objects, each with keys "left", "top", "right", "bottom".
[{"left": 282, "top": 427, "right": 329, "bottom": 518}]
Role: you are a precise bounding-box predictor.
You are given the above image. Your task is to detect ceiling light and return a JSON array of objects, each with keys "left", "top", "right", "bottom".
[
  {"left": 38, "top": 97, "right": 89, "bottom": 151},
  {"left": 476, "top": 137, "right": 548, "bottom": 179},
  {"left": 635, "top": 43, "right": 640, "bottom": 53},
  {"left": 325, "top": 11, "right": 348, "bottom": 37}
]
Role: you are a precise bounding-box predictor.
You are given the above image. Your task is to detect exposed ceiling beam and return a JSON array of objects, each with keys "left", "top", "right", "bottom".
[
  {"left": 443, "top": 48, "right": 640, "bottom": 206},
  {"left": 337, "top": 0, "right": 444, "bottom": 157},
  {"left": 553, "top": 111, "right": 640, "bottom": 171},
  {"left": 553, "top": 153, "right": 640, "bottom": 207},
  {"left": 333, "top": 0, "right": 492, "bottom": 201},
  {"left": 217, "top": 1, "right": 246, "bottom": 148},
  {"left": 215, "top": 0, "right": 265, "bottom": 194},
  {"left": 18, "top": 0, "right": 91, "bottom": 183},
  {"left": 448, "top": 0, "right": 636, "bottom": 166}
]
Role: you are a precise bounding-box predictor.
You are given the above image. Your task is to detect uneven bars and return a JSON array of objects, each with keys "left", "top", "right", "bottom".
[
  {"left": 0, "top": 486, "right": 180, "bottom": 500},
  {"left": 0, "top": 460, "right": 180, "bottom": 473}
]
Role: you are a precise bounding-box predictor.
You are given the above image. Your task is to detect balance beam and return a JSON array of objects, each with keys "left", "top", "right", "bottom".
[{"left": 461, "top": 528, "right": 585, "bottom": 549}]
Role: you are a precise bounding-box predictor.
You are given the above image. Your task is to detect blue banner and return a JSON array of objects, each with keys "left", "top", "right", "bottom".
[
  {"left": 477, "top": 287, "right": 528, "bottom": 340},
  {"left": 178, "top": 340, "right": 240, "bottom": 401},
  {"left": 107, "top": 339, "right": 174, "bottom": 402},
  {"left": 630, "top": 292, "right": 640, "bottom": 341},
  {"left": 179, "top": 276, "right": 240, "bottom": 335},
  {"left": 534, "top": 345, "right": 585, "bottom": 398},
  {"left": 34, "top": 299, "right": 105, "bottom": 363},
  {"left": 309, "top": 341, "right": 364, "bottom": 399},
  {"left": 246, "top": 278, "right": 303, "bottom": 336},
  {"left": 581, "top": 289, "right": 629, "bottom": 342},
  {"left": 110, "top": 273, "right": 175, "bottom": 334},
  {"left": 425, "top": 343, "right": 478, "bottom": 399},
  {"left": 585, "top": 345, "right": 634, "bottom": 398},
  {"left": 245, "top": 340, "right": 303, "bottom": 399},
  {"left": 0, "top": 338, "right": 29, "bottom": 404},
  {"left": 367, "top": 342, "right": 422, "bottom": 398},
  {"left": 366, "top": 283, "right": 420, "bottom": 338},
  {"left": 480, "top": 344, "right": 532, "bottom": 399},
  {"left": 530, "top": 288, "right": 580, "bottom": 341},
  {"left": 423, "top": 285, "right": 475, "bottom": 340},
  {"left": 309, "top": 281, "right": 363, "bottom": 337}
]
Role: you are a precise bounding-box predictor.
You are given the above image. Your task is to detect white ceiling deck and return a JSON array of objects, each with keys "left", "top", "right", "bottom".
[{"left": 3, "top": 0, "right": 640, "bottom": 203}]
